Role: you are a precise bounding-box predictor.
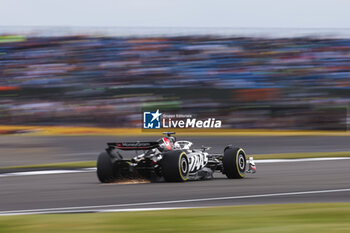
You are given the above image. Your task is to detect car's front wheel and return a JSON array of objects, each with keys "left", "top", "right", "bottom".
[{"left": 222, "top": 147, "right": 247, "bottom": 179}]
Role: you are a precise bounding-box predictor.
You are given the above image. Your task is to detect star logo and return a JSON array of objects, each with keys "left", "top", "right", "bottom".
[
  {"left": 143, "top": 109, "right": 162, "bottom": 129},
  {"left": 150, "top": 109, "right": 162, "bottom": 122}
]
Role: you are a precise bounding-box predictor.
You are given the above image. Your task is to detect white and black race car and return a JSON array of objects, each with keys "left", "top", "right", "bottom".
[{"left": 97, "top": 132, "right": 256, "bottom": 183}]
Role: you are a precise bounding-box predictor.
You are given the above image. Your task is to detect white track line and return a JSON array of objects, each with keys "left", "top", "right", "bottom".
[
  {"left": 0, "top": 188, "right": 349, "bottom": 216},
  {"left": 0, "top": 207, "right": 194, "bottom": 216},
  {"left": 0, "top": 168, "right": 96, "bottom": 177},
  {"left": 99, "top": 207, "right": 192, "bottom": 213},
  {"left": 1, "top": 157, "right": 350, "bottom": 178},
  {"left": 255, "top": 157, "right": 350, "bottom": 163}
]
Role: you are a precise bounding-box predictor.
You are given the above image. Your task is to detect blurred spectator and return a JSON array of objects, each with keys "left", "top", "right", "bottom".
[{"left": 0, "top": 34, "right": 349, "bottom": 130}]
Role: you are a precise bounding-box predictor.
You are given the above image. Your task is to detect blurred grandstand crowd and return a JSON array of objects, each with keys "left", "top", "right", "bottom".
[{"left": 0, "top": 34, "right": 349, "bottom": 130}]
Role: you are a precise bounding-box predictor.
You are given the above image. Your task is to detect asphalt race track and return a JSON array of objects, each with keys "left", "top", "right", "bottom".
[
  {"left": 0, "top": 135, "right": 350, "bottom": 214},
  {"left": 0, "top": 160, "right": 350, "bottom": 213}
]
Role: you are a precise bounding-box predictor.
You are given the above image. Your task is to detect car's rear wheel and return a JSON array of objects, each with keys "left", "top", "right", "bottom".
[
  {"left": 97, "top": 152, "right": 115, "bottom": 183},
  {"left": 161, "top": 150, "right": 189, "bottom": 182},
  {"left": 223, "top": 147, "right": 247, "bottom": 179}
]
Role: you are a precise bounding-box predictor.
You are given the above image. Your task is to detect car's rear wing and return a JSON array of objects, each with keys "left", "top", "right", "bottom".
[{"left": 107, "top": 142, "right": 159, "bottom": 150}]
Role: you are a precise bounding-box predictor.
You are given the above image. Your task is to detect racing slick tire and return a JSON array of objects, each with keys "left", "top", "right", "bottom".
[
  {"left": 161, "top": 150, "right": 189, "bottom": 182},
  {"left": 223, "top": 147, "right": 247, "bottom": 179},
  {"left": 97, "top": 152, "right": 115, "bottom": 183}
]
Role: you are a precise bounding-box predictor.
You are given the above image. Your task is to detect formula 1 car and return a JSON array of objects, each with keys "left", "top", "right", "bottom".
[{"left": 97, "top": 132, "right": 256, "bottom": 183}]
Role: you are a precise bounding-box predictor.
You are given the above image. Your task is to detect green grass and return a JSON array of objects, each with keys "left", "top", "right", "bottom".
[
  {"left": 0, "top": 203, "right": 350, "bottom": 233},
  {"left": 1, "top": 151, "right": 350, "bottom": 171}
]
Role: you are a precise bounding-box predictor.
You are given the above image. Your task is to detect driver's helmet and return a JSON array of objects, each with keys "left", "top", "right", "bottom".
[{"left": 158, "top": 137, "right": 176, "bottom": 151}]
